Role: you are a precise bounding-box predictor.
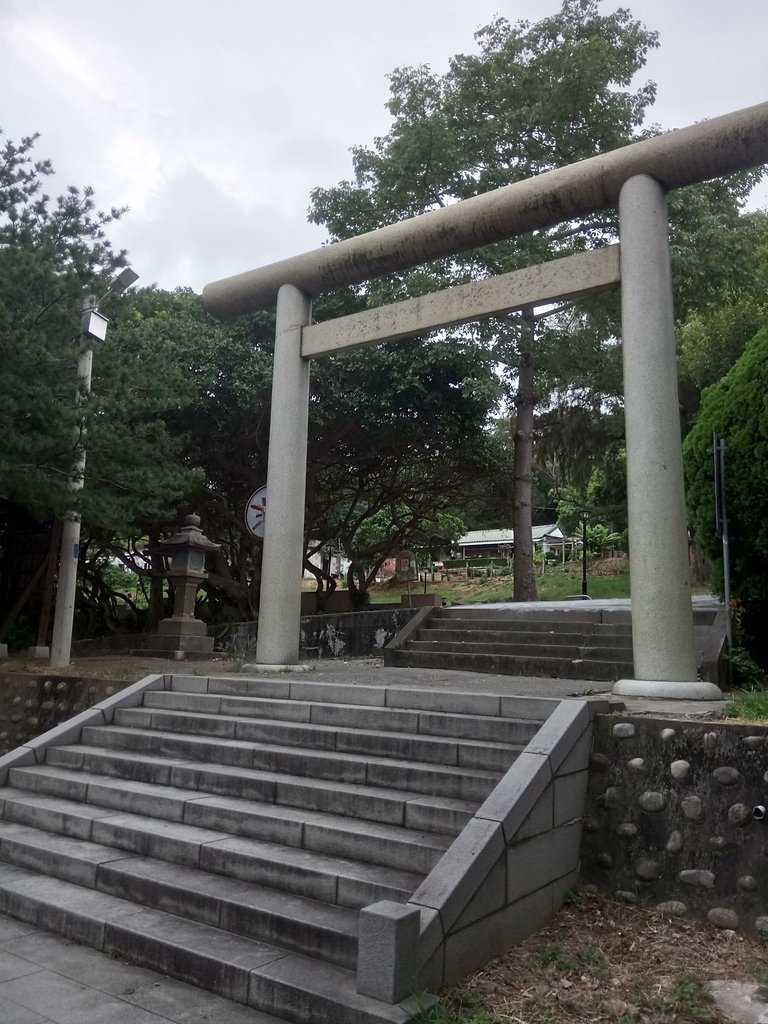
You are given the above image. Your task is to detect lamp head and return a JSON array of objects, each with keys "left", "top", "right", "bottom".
[{"left": 112, "top": 268, "right": 139, "bottom": 294}]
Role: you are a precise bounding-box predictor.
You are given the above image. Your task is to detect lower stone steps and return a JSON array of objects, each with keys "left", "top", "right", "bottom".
[
  {"left": 0, "top": 863, "right": 421, "bottom": 1023},
  {"left": 0, "top": 822, "right": 359, "bottom": 967},
  {"left": 0, "top": 673, "right": 552, "bottom": 1022}
]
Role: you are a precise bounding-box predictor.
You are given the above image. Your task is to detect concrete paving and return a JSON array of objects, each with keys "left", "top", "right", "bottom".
[
  {"left": 0, "top": 913, "right": 282, "bottom": 1023},
  {"left": 291, "top": 656, "right": 729, "bottom": 721}
]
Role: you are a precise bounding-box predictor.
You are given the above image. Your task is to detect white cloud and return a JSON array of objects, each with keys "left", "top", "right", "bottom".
[{"left": 1, "top": 0, "right": 766, "bottom": 292}]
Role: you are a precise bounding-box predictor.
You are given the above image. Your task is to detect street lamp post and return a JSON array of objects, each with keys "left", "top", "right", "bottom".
[
  {"left": 581, "top": 509, "right": 590, "bottom": 599},
  {"left": 50, "top": 269, "right": 139, "bottom": 668}
]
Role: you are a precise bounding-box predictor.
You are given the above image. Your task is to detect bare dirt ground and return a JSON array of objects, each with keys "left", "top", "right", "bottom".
[{"left": 445, "top": 889, "right": 768, "bottom": 1024}]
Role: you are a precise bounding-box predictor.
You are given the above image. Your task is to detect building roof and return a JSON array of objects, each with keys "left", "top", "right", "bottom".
[{"left": 458, "top": 525, "right": 563, "bottom": 547}]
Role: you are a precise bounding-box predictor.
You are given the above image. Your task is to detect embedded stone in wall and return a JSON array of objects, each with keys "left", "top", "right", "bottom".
[
  {"left": 600, "top": 787, "right": 622, "bottom": 809},
  {"left": 616, "top": 890, "right": 637, "bottom": 903},
  {"left": 756, "top": 917, "right": 768, "bottom": 934},
  {"left": 709, "top": 836, "right": 736, "bottom": 852},
  {"left": 703, "top": 732, "right": 719, "bottom": 749},
  {"left": 638, "top": 791, "right": 666, "bottom": 812},
  {"left": 728, "top": 803, "right": 751, "bottom": 826},
  {"left": 590, "top": 753, "right": 611, "bottom": 771},
  {"left": 670, "top": 760, "right": 690, "bottom": 782},
  {"left": 655, "top": 901, "right": 688, "bottom": 916},
  {"left": 665, "top": 830, "right": 683, "bottom": 852},
  {"left": 635, "top": 858, "right": 662, "bottom": 880},
  {"left": 627, "top": 758, "right": 645, "bottom": 771},
  {"left": 742, "top": 736, "right": 766, "bottom": 750},
  {"left": 708, "top": 907, "right": 739, "bottom": 929},
  {"left": 613, "top": 723, "right": 636, "bottom": 739},
  {"left": 679, "top": 869, "right": 715, "bottom": 888},
  {"left": 616, "top": 823, "right": 638, "bottom": 839},
  {"left": 660, "top": 728, "right": 676, "bottom": 743},
  {"left": 737, "top": 876, "right": 757, "bottom": 892},
  {"left": 597, "top": 852, "right": 614, "bottom": 868},
  {"left": 680, "top": 796, "right": 703, "bottom": 820},
  {"left": 713, "top": 767, "right": 741, "bottom": 787}
]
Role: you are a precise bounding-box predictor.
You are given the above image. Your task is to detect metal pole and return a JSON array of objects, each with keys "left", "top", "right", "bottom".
[
  {"left": 50, "top": 295, "right": 96, "bottom": 668},
  {"left": 717, "top": 438, "right": 733, "bottom": 649},
  {"left": 581, "top": 514, "right": 588, "bottom": 598}
]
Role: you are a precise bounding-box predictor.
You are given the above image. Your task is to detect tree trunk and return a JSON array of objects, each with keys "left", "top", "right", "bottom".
[
  {"left": 144, "top": 546, "right": 167, "bottom": 632},
  {"left": 303, "top": 557, "right": 336, "bottom": 614},
  {"left": 513, "top": 307, "right": 539, "bottom": 602},
  {"left": 346, "top": 558, "right": 370, "bottom": 609}
]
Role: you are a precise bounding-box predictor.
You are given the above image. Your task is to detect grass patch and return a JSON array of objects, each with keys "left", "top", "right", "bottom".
[
  {"left": 535, "top": 943, "right": 609, "bottom": 982},
  {"left": 725, "top": 689, "right": 768, "bottom": 721},
  {"left": 416, "top": 988, "right": 505, "bottom": 1023}
]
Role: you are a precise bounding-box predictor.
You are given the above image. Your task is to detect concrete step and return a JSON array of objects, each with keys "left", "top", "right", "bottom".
[
  {"left": 7, "top": 767, "right": 452, "bottom": 873},
  {"left": 75, "top": 726, "right": 506, "bottom": 801},
  {"left": 0, "top": 789, "right": 424, "bottom": 908},
  {"left": 110, "top": 707, "right": 523, "bottom": 771},
  {"left": 142, "top": 689, "right": 543, "bottom": 744},
  {"left": 387, "top": 647, "right": 633, "bottom": 681},
  {"left": 427, "top": 619, "right": 591, "bottom": 637},
  {"left": 0, "top": 822, "right": 358, "bottom": 968},
  {"left": 247, "top": 949, "right": 428, "bottom": 1024},
  {"left": 418, "top": 626, "right": 590, "bottom": 645},
  {"left": 409, "top": 637, "right": 633, "bottom": 660},
  {"left": 0, "top": 862, "right": 421, "bottom": 1022},
  {"left": 42, "top": 747, "right": 478, "bottom": 835}
]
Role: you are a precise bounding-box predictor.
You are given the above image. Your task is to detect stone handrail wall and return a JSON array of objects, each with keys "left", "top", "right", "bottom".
[{"left": 356, "top": 697, "right": 608, "bottom": 1003}]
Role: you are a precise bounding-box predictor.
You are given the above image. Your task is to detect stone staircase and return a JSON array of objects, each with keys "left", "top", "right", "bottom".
[
  {"left": 385, "top": 604, "right": 725, "bottom": 683},
  {"left": 0, "top": 673, "right": 594, "bottom": 1023}
]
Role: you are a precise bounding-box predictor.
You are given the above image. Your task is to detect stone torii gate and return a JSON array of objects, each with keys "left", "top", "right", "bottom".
[{"left": 203, "top": 101, "right": 768, "bottom": 701}]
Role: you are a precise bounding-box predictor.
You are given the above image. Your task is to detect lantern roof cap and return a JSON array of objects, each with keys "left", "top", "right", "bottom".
[{"left": 154, "top": 514, "right": 221, "bottom": 554}]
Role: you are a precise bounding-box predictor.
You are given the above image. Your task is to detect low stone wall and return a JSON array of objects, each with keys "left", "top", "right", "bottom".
[
  {"left": 0, "top": 674, "right": 123, "bottom": 757},
  {"left": 215, "top": 607, "right": 419, "bottom": 660},
  {"left": 582, "top": 714, "right": 768, "bottom": 937}
]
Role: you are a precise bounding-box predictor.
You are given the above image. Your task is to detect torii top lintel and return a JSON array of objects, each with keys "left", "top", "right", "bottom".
[{"left": 202, "top": 101, "right": 768, "bottom": 320}]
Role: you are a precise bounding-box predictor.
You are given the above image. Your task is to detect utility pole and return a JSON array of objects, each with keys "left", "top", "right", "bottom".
[{"left": 50, "top": 269, "right": 139, "bottom": 668}]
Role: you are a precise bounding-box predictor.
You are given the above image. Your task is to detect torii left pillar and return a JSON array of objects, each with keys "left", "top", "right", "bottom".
[{"left": 255, "top": 283, "right": 312, "bottom": 668}]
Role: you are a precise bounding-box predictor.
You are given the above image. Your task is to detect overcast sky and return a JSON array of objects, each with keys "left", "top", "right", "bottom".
[{"left": 2, "top": 0, "right": 766, "bottom": 293}]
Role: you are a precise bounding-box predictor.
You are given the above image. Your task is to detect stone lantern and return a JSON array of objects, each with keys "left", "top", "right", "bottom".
[{"left": 153, "top": 514, "right": 220, "bottom": 655}]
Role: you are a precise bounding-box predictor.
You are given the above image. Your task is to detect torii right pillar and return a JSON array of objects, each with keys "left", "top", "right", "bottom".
[{"left": 613, "top": 174, "right": 723, "bottom": 701}]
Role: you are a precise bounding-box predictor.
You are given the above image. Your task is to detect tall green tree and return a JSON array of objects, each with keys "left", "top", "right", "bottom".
[
  {"left": 677, "top": 209, "right": 768, "bottom": 420},
  {"left": 309, "top": 1, "right": 660, "bottom": 600},
  {"left": 683, "top": 326, "right": 768, "bottom": 664},
  {"left": 0, "top": 131, "right": 127, "bottom": 520}
]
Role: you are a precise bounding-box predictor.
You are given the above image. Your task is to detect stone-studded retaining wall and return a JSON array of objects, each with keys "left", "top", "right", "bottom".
[
  {"left": 0, "top": 674, "right": 124, "bottom": 757},
  {"left": 582, "top": 715, "right": 768, "bottom": 937}
]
